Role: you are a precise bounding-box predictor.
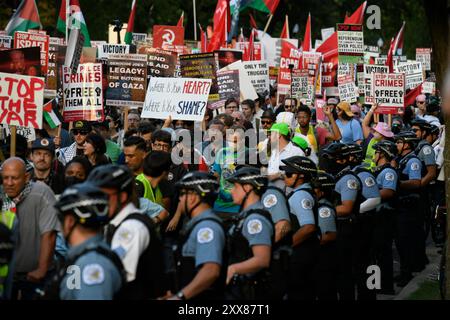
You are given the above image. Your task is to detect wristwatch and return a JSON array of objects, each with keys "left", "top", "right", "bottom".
[{"left": 176, "top": 290, "right": 186, "bottom": 300}]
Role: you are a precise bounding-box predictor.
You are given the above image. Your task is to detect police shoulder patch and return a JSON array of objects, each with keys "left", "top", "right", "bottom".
[
  {"left": 247, "top": 219, "right": 263, "bottom": 235},
  {"left": 263, "top": 194, "right": 278, "bottom": 209},
  {"left": 301, "top": 198, "right": 313, "bottom": 210},
  {"left": 319, "top": 207, "right": 331, "bottom": 218},
  {"left": 385, "top": 172, "right": 395, "bottom": 181},
  {"left": 117, "top": 227, "right": 134, "bottom": 245},
  {"left": 423, "top": 147, "right": 432, "bottom": 155},
  {"left": 347, "top": 179, "right": 358, "bottom": 190},
  {"left": 82, "top": 264, "right": 105, "bottom": 286},
  {"left": 197, "top": 227, "right": 214, "bottom": 244},
  {"left": 411, "top": 162, "right": 420, "bottom": 171},
  {"left": 365, "top": 177, "right": 375, "bottom": 187}
]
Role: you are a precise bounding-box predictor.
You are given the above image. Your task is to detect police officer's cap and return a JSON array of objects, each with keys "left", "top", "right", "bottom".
[
  {"left": 55, "top": 182, "right": 110, "bottom": 228},
  {"left": 175, "top": 171, "right": 219, "bottom": 198},
  {"left": 373, "top": 140, "right": 398, "bottom": 160},
  {"left": 87, "top": 164, "right": 134, "bottom": 192},
  {"left": 321, "top": 142, "right": 350, "bottom": 160},
  {"left": 311, "top": 171, "right": 335, "bottom": 190},
  {"left": 226, "top": 166, "right": 268, "bottom": 191},
  {"left": 410, "top": 119, "right": 433, "bottom": 132},
  {"left": 280, "top": 156, "right": 317, "bottom": 176}
]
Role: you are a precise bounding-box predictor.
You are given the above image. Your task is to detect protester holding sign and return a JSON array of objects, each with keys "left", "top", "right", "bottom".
[{"left": 335, "top": 102, "right": 363, "bottom": 144}]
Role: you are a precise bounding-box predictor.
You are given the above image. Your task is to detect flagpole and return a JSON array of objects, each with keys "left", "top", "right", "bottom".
[
  {"left": 263, "top": 14, "right": 273, "bottom": 34},
  {"left": 286, "top": 15, "right": 289, "bottom": 39},
  {"left": 65, "top": 0, "right": 70, "bottom": 43},
  {"left": 193, "top": 0, "right": 197, "bottom": 41}
]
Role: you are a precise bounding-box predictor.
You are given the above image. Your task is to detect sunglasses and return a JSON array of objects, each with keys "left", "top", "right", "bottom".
[
  {"left": 72, "top": 130, "right": 89, "bottom": 136},
  {"left": 261, "top": 120, "right": 272, "bottom": 125},
  {"left": 417, "top": 101, "right": 425, "bottom": 104}
]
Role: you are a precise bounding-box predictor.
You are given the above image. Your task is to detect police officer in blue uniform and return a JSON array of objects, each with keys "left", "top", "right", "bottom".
[
  {"left": 372, "top": 140, "right": 399, "bottom": 294},
  {"left": 225, "top": 166, "right": 274, "bottom": 300},
  {"left": 312, "top": 172, "right": 338, "bottom": 300},
  {"left": 346, "top": 143, "right": 380, "bottom": 300},
  {"left": 280, "top": 156, "right": 319, "bottom": 300},
  {"left": 168, "top": 171, "right": 226, "bottom": 300},
  {"left": 44, "top": 183, "right": 123, "bottom": 300},
  {"left": 393, "top": 131, "right": 424, "bottom": 287},
  {"left": 321, "top": 142, "right": 361, "bottom": 300}
]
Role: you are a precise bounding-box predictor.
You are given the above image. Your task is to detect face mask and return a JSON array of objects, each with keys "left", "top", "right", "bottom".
[
  {"left": 65, "top": 176, "right": 84, "bottom": 187},
  {"left": 392, "top": 124, "right": 401, "bottom": 134}
]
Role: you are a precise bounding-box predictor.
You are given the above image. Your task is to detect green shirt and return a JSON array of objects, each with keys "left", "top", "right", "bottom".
[{"left": 106, "top": 140, "right": 121, "bottom": 164}]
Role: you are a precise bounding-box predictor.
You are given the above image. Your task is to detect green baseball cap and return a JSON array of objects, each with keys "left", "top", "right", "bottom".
[
  {"left": 292, "top": 136, "right": 309, "bottom": 150},
  {"left": 269, "top": 122, "right": 290, "bottom": 136}
]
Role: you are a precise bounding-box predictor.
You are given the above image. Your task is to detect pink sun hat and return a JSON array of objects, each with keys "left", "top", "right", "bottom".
[{"left": 373, "top": 122, "right": 394, "bottom": 138}]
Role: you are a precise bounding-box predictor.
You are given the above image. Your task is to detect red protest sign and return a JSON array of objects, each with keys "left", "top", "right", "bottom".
[
  {"left": 153, "top": 25, "right": 185, "bottom": 49},
  {"left": 14, "top": 31, "right": 49, "bottom": 75},
  {"left": 277, "top": 41, "right": 301, "bottom": 104},
  {"left": 372, "top": 73, "right": 405, "bottom": 114},
  {"left": 0, "top": 72, "right": 45, "bottom": 129}
]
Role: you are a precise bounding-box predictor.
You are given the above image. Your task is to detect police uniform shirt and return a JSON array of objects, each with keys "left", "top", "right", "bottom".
[
  {"left": 376, "top": 167, "right": 398, "bottom": 191},
  {"left": 182, "top": 209, "right": 225, "bottom": 267},
  {"left": 317, "top": 199, "right": 337, "bottom": 235},
  {"left": 335, "top": 170, "right": 361, "bottom": 202},
  {"left": 356, "top": 171, "right": 381, "bottom": 199},
  {"left": 288, "top": 183, "right": 316, "bottom": 227},
  {"left": 402, "top": 157, "right": 422, "bottom": 180},
  {"left": 261, "top": 187, "right": 290, "bottom": 224},
  {"left": 417, "top": 141, "right": 436, "bottom": 166},
  {"left": 231, "top": 202, "right": 273, "bottom": 247},
  {"left": 60, "top": 235, "right": 122, "bottom": 300}
]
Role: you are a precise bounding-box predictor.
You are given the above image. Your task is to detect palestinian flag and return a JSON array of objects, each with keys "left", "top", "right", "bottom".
[
  {"left": 5, "top": 0, "right": 42, "bottom": 37},
  {"left": 43, "top": 100, "right": 63, "bottom": 129},
  {"left": 124, "top": 0, "right": 137, "bottom": 45},
  {"left": 57, "top": 0, "right": 91, "bottom": 47},
  {"left": 235, "top": 0, "right": 280, "bottom": 14}
]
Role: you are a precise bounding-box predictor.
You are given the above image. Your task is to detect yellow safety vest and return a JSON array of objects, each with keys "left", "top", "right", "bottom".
[
  {"left": 295, "top": 125, "right": 319, "bottom": 153},
  {"left": 363, "top": 137, "right": 379, "bottom": 170},
  {"left": 0, "top": 210, "right": 15, "bottom": 297},
  {"left": 136, "top": 174, "right": 164, "bottom": 206}
]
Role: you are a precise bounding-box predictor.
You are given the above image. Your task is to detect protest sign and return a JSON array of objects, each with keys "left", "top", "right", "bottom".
[
  {"left": 338, "top": 74, "right": 359, "bottom": 103},
  {"left": 4, "top": 125, "right": 36, "bottom": 142},
  {"left": 98, "top": 44, "right": 130, "bottom": 59},
  {"left": 49, "top": 37, "right": 65, "bottom": 45},
  {"left": 356, "top": 66, "right": 365, "bottom": 95},
  {"left": 235, "top": 42, "right": 263, "bottom": 60},
  {"left": 219, "top": 60, "right": 258, "bottom": 101},
  {"left": 416, "top": 48, "right": 431, "bottom": 71},
  {"left": 137, "top": 46, "right": 177, "bottom": 79},
  {"left": 0, "top": 72, "right": 44, "bottom": 129},
  {"left": 180, "top": 53, "right": 219, "bottom": 102},
  {"left": 212, "top": 70, "right": 240, "bottom": 109},
  {"left": 422, "top": 81, "right": 436, "bottom": 95},
  {"left": 375, "top": 57, "right": 387, "bottom": 65},
  {"left": 315, "top": 98, "right": 327, "bottom": 122},
  {"left": 338, "top": 63, "right": 355, "bottom": 81},
  {"left": 303, "top": 51, "right": 322, "bottom": 96},
  {"left": 62, "top": 63, "right": 103, "bottom": 121},
  {"left": 132, "top": 33, "right": 148, "bottom": 44},
  {"left": 163, "top": 44, "right": 190, "bottom": 55},
  {"left": 0, "top": 47, "right": 41, "bottom": 76},
  {"left": 242, "top": 61, "right": 270, "bottom": 95},
  {"left": 91, "top": 40, "right": 107, "bottom": 48},
  {"left": 321, "top": 56, "right": 337, "bottom": 88},
  {"left": 0, "top": 35, "right": 12, "bottom": 49},
  {"left": 153, "top": 25, "right": 185, "bottom": 49},
  {"left": 364, "top": 64, "right": 389, "bottom": 104},
  {"left": 259, "top": 37, "right": 298, "bottom": 67},
  {"left": 372, "top": 73, "right": 405, "bottom": 114},
  {"left": 106, "top": 54, "right": 147, "bottom": 108},
  {"left": 337, "top": 24, "right": 364, "bottom": 64},
  {"left": 394, "top": 61, "right": 424, "bottom": 90},
  {"left": 321, "top": 27, "right": 335, "bottom": 42},
  {"left": 46, "top": 42, "right": 60, "bottom": 98},
  {"left": 277, "top": 40, "right": 302, "bottom": 104},
  {"left": 65, "top": 28, "right": 85, "bottom": 74},
  {"left": 215, "top": 49, "right": 243, "bottom": 69},
  {"left": 142, "top": 77, "right": 211, "bottom": 121},
  {"left": 291, "top": 69, "right": 310, "bottom": 101},
  {"left": 14, "top": 31, "right": 49, "bottom": 75}
]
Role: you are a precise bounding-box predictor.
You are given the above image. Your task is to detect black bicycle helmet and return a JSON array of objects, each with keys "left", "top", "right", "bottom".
[
  {"left": 87, "top": 164, "right": 134, "bottom": 192},
  {"left": 55, "top": 183, "right": 110, "bottom": 228},
  {"left": 280, "top": 156, "right": 317, "bottom": 179},
  {"left": 175, "top": 171, "right": 219, "bottom": 198},
  {"left": 346, "top": 143, "right": 364, "bottom": 163},
  {"left": 226, "top": 166, "right": 268, "bottom": 192},
  {"left": 321, "top": 142, "right": 350, "bottom": 160},
  {"left": 373, "top": 140, "right": 398, "bottom": 160},
  {"left": 394, "top": 130, "right": 420, "bottom": 148},
  {"left": 410, "top": 119, "right": 433, "bottom": 132},
  {"left": 311, "top": 171, "right": 336, "bottom": 190}
]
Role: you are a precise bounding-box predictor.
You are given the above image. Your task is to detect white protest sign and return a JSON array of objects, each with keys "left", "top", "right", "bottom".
[
  {"left": 0, "top": 73, "right": 45, "bottom": 129},
  {"left": 321, "top": 27, "right": 335, "bottom": 42},
  {"left": 372, "top": 73, "right": 405, "bottom": 114},
  {"left": 338, "top": 75, "right": 359, "bottom": 103},
  {"left": 4, "top": 125, "right": 36, "bottom": 142},
  {"left": 416, "top": 48, "right": 431, "bottom": 71},
  {"left": 242, "top": 61, "right": 270, "bottom": 95},
  {"left": 291, "top": 69, "right": 309, "bottom": 101},
  {"left": 0, "top": 35, "right": 12, "bottom": 48},
  {"left": 375, "top": 57, "right": 387, "bottom": 65},
  {"left": 62, "top": 63, "right": 103, "bottom": 122},
  {"left": 220, "top": 60, "right": 258, "bottom": 101},
  {"left": 337, "top": 24, "right": 364, "bottom": 64},
  {"left": 98, "top": 44, "right": 130, "bottom": 59},
  {"left": 259, "top": 37, "right": 298, "bottom": 67},
  {"left": 364, "top": 64, "right": 389, "bottom": 104},
  {"left": 357, "top": 70, "right": 365, "bottom": 95},
  {"left": 422, "top": 81, "right": 436, "bottom": 95},
  {"left": 394, "top": 61, "right": 424, "bottom": 90},
  {"left": 142, "top": 77, "right": 211, "bottom": 122},
  {"left": 132, "top": 33, "right": 148, "bottom": 44}
]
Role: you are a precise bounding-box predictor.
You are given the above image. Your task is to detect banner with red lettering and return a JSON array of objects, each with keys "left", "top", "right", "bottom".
[
  {"left": 14, "top": 31, "right": 49, "bottom": 75},
  {"left": 153, "top": 25, "right": 185, "bottom": 49},
  {"left": 141, "top": 77, "right": 212, "bottom": 122},
  {"left": 62, "top": 63, "right": 104, "bottom": 122},
  {"left": 0, "top": 72, "right": 45, "bottom": 129},
  {"left": 372, "top": 73, "right": 405, "bottom": 114},
  {"left": 235, "top": 42, "right": 262, "bottom": 61},
  {"left": 277, "top": 40, "right": 301, "bottom": 105}
]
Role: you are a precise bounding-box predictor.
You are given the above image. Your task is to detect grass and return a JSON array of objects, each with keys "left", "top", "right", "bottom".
[{"left": 407, "top": 280, "right": 441, "bottom": 300}]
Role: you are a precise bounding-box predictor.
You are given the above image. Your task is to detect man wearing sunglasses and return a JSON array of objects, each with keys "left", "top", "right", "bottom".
[
  {"left": 58, "top": 121, "right": 92, "bottom": 165},
  {"left": 415, "top": 94, "right": 427, "bottom": 119}
]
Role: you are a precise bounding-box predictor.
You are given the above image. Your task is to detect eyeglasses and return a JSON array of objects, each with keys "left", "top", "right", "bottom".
[
  {"left": 226, "top": 105, "right": 238, "bottom": 110},
  {"left": 152, "top": 143, "right": 171, "bottom": 150},
  {"left": 261, "top": 121, "right": 272, "bottom": 125},
  {"left": 72, "top": 130, "right": 89, "bottom": 136}
]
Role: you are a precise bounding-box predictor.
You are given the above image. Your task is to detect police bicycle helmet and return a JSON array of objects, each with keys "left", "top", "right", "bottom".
[
  {"left": 311, "top": 171, "right": 336, "bottom": 190},
  {"left": 175, "top": 171, "right": 219, "bottom": 198},
  {"left": 321, "top": 142, "right": 350, "bottom": 160},
  {"left": 87, "top": 164, "right": 134, "bottom": 192},
  {"left": 55, "top": 182, "right": 110, "bottom": 228},
  {"left": 373, "top": 140, "right": 398, "bottom": 160},
  {"left": 394, "top": 130, "right": 420, "bottom": 148},
  {"left": 280, "top": 156, "right": 317, "bottom": 177},
  {"left": 346, "top": 143, "right": 364, "bottom": 163},
  {"left": 410, "top": 119, "right": 433, "bottom": 133},
  {"left": 226, "top": 166, "right": 268, "bottom": 194}
]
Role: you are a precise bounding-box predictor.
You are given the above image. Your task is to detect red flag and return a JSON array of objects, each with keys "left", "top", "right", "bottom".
[
  {"left": 249, "top": 13, "right": 258, "bottom": 29},
  {"left": 393, "top": 21, "right": 405, "bottom": 55},
  {"left": 385, "top": 37, "right": 395, "bottom": 72},
  {"left": 213, "top": 0, "right": 230, "bottom": 34},
  {"left": 344, "top": 1, "right": 366, "bottom": 24},
  {"left": 404, "top": 83, "right": 424, "bottom": 107},
  {"left": 243, "top": 29, "right": 255, "bottom": 61},
  {"left": 176, "top": 11, "right": 184, "bottom": 27},
  {"left": 199, "top": 24, "right": 208, "bottom": 53},
  {"left": 124, "top": 0, "right": 137, "bottom": 45},
  {"left": 302, "top": 13, "right": 311, "bottom": 52},
  {"left": 265, "top": 0, "right": 281, "bottom": 15},
  {"left": 208, "top": 11, "right": 226, "bottom": 51},
  {"left": 280, "top": 15, "right": 289, "bottom": 39}
]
